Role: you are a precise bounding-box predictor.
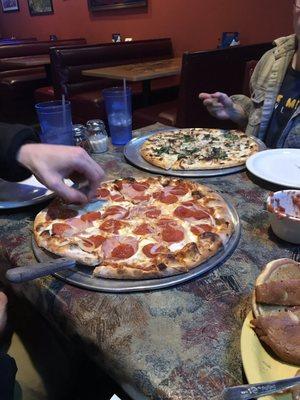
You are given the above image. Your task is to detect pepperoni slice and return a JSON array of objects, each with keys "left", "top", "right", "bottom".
[
  {"left": 191, "top": 224, "right": 213, "bottom": 236},
  {"left": 111, "top": 244, "right": 135, "bottom": 259},
  {"left": 168, "top": 184, "right": 189, "bottom": 196},
  {"left": 80, "top": 211, "right": 101, "bottom": 222},
  {"left": 79, "top": 239, "right": 94, "bottom": 251},
  {"left": 52, "top": 223, "right": 72, "bottom": 236},
  {"left": 133, "top": 193, "right": 150, "bottom": 202},
  {"left": 182, "top": 201, "right": 195, "bottom": 207},
  {"left": 162, "top": 227, "right": 184, "bottom": 243},
  {"left": 97, "top": 188, "right": 110, "bottom": 198},
  {"left": 193, "top": 210, "right": 210, "bottom": 220},
  {"left": 110, "top": 193, "right": 125, "bottom": 202},
  {"left": 102, "top": 236, "right": 138, "bottom": 259},
  {"left": 142, "top": 243, "right": 166, "bottom": 258},
  {"left": 132, "top": 181, "right": 149, "bottom": 191},
  {"left": 157, "top": 218, "right": 177, "bottom": 227},
  {"left": 199, "top": 224, "right": 213, "bottom": 232},
  {"left": 133, "top": 223, "right": 153, "bottom": 235},
  {"left": 87, "top": 235, "right": 106, "bottom": 248},
  {"left": 174, "top": 204, "right": 210, "bottom": 221},
  {"left": 191, "top": 226, "right": 203, "bottom": 236},
  {"left": 100, "top": 219, "right": 123, "bottom": 233},
  {"left": 103, "top": 206, "right": 128, "bottom": 219},
  {"left": 145, "top": 208, "right": 161, "bottom": 218},
  {"left": 154, "top": 192, "right": 178, "bottom": 204},
  {"left": 174, "top": 206, "right": 194, "bottom": 219},
  {"left": 114, "top": 181, "right": 123, "bottom": 191}
]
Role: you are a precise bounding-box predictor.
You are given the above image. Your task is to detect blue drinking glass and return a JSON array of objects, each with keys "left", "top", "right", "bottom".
[
  {"left": 35, "top": 100, "right": 74, "bottom": 145},
  {"left": 102, "top": 87, "right": 132, "bottom": 145}
]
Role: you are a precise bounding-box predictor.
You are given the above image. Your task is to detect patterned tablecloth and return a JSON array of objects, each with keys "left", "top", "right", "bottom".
[{"left": 0, "top": 124, "right": 295, "bottom": 400}]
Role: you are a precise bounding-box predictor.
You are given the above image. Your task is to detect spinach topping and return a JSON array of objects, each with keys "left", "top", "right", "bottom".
[
  {"left": 224, "top": 132, "right": 238, "bottom": 141},
  {"left": 204, "top": 147, "right": 228, "bottom": 160},
  {"left": 154, "top": 146, "right": 170, "bottom": 155},
  {"left": 183, "top": 135, "right": 193, "bottom": 142},
  {"left": 178, "top": 148, "right": 198, "bottom": 159}
]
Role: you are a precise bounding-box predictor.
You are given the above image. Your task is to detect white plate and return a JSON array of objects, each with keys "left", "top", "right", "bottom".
[
  {"left": 0, "top": 176, "right": 72, "bottom": 209},
  {"left": 246, "top": 149, "right": 300, "bottom": 188}
]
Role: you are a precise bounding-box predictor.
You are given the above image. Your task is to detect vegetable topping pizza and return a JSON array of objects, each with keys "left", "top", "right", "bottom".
[
  {"left": 140, "top": 128, "right": 260, "bottom": 170},
  {"left": 34, "top": 177, "right": 234, "bottom": 279}
]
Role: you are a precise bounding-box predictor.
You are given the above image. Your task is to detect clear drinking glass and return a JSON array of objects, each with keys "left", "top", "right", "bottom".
[
  {"left": 102, "top": 87, "right": 132, "bottom": 146},
  {"left": 35, "top": 100, "right": 74, "bottom": 145}
]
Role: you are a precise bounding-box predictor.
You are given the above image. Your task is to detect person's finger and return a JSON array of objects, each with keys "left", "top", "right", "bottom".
[
  {"left": 203, "top": 99, "right": 223, "bottom": 109},
  {"left": 211, "top": 92, "right": 232, "bottom": 107},
  {"left": 46, "top": 175, "right": 88, "bottom": 204},
  {"left": 203, "top": 99, "right": 218, "bottom": 107},
  {"left": 74, "top": 157, "right": 104, "bottom": 190},
  {"left": 199, "top": 92, "right": 212, "bottom": 100}
]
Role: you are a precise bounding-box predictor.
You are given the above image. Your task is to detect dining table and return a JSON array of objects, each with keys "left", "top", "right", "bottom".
[
  {"left": 82, "top": 57, "right": 182, "bottom": 106},
  {"left": 0, "top": 54, "right": 50, "bottom": 68},
  {"left": 0, "top": 123, "right": 295, "bottom": 400}
]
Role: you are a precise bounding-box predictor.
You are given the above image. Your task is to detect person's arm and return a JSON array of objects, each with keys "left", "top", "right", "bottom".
[
  {"left": 17, "top": 144, "right": 105, "bottom": 203},
  {"left": 199, "top": 92, "right": 248, "bottom": 127},
  {"left": 0, "top": 123, "right": 39, "bottom": 182}
]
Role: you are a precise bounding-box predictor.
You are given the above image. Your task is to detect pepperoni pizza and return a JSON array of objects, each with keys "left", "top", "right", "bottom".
[{"left": 34, "top": 177, "right": 234, "bottom": 279}]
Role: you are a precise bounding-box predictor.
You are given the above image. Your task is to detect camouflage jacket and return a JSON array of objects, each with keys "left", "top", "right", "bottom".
[{"left": 231, "top": 34, "right": 300, "bottom": 148}]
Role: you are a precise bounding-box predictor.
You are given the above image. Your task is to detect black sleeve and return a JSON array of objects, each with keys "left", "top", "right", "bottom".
[{"left": 0, "top": 123, "right": 39, "bottom": 182}]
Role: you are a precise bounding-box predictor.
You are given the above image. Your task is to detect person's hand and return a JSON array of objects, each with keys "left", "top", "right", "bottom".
[
  {"left": 199, "top": 92, "right": 236, "bottom": 120},
  {"left": 0, "top": 292, "right": 7, "bottom": 338},
  {"left": 17, "top": 144, "right": 105, "bottom": 204}
]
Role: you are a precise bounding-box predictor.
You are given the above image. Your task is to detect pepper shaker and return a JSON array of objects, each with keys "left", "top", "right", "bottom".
[{"left": 72, "top": 124, "right": 91, "bottom": 153}]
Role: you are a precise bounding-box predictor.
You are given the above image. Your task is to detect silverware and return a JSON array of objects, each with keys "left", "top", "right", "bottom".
[
  {"left": 222, "top": 376, "right": 300, "bottom": 400},
  {"left": 6, "top": 258, "right": 76, "bottom": 283}
]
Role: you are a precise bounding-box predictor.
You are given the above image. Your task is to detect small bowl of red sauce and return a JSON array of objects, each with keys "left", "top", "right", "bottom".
[{"left": 267, "top": 190, "right": 300, "bottom": 244}]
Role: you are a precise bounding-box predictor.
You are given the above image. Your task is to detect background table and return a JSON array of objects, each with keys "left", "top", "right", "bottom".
[
  {"left": 0, "top": 124, "right": 295, "bottom": 400},
  {"left": 0, "top": 54, "right": 50, "bottom": 68},
  {"left": 82, "top": 58, "right": 181, "bottom": 105}
]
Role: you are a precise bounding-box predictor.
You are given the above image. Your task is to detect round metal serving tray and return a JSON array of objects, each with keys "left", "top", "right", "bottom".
[
  {"left": 32, "top": 196, "right": 241, "bottom": 293},
  {"left": 124, "top": 132, "right": 266, "bottom": 177}
]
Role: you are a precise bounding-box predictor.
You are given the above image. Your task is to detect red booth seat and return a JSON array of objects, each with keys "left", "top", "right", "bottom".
[{"left": 37, "top": 39, "right": 179, "bottom": 124}]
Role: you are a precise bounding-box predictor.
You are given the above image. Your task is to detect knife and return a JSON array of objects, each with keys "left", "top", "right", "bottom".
[
  {"left": 222, "top": 376, "right": 300, "bottom": 400},
  {"left": 6, "top": 258, "right": 76, "bottom": 283}
]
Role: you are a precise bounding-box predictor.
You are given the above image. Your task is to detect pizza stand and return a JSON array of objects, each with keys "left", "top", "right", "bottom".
[{"left": 0, "top": 123, "right": 296, "bottom": 399}]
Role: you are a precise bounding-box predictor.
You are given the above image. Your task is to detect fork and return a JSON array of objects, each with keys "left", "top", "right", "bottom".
[
  {"left": 292, "top": 247, "right": 300, "bottom": 262},
  {"left": 222, "top": 376, "right": 300, "bottom": 400}
]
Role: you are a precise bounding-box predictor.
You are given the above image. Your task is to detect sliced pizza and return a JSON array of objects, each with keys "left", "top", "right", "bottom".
[{"left": 34, "top": 177, "right": 234, "bottom": 279}]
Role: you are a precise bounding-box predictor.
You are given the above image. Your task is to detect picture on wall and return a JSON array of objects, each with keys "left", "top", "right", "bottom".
[
  {"left": 88, "top": 0, "right": 147, "bottom": 12},
  {"left": 1, "top": 0, "right": 19, "bottom": 12},
  {"left": 27, "top": 0, "right": 53, "bottom": 16}
]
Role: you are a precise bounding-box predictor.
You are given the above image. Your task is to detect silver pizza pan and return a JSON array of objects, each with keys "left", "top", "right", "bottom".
[
  {"left": 124, "top": 132, "right": 267, "bottom": 177},
  {"left": 31, "top": 196, "right": 241, "bottom": 293}
]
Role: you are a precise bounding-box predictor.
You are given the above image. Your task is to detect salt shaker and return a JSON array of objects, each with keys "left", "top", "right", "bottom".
[
  {"left": 86, "top": 119, "right": 108, "bottom": 154},
  {"left": 72, "top": 124, "right": 91, "bottom": 153}
]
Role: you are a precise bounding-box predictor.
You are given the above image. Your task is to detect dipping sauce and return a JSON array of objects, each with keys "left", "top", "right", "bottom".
[{"left": 267, "top": 191, "right": 300, "bottom": 219}]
